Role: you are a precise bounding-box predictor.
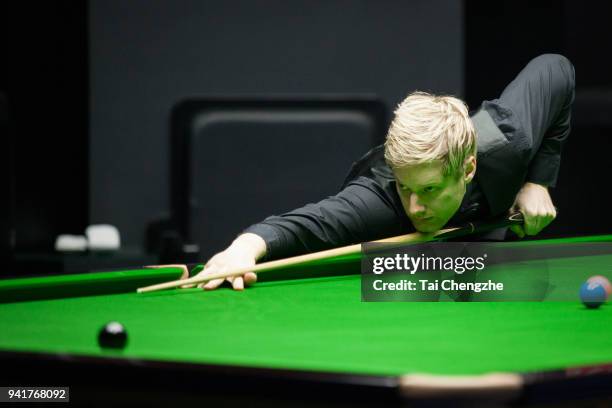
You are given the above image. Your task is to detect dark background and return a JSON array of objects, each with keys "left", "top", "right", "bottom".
[{"left": 3, "top": 1, "right": 612, "bottom": 273}]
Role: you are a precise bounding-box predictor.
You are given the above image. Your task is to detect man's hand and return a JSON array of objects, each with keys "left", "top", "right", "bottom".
[
  {"left": 186, "top": 233, "right": 267, "bottom": 291},
  {"left": 510, "top": 182, "right": 557, "bottom": 238}
]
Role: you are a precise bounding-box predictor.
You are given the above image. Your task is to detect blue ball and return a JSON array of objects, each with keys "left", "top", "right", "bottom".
[{"left": 580, "top": 281, "right": 607, "bottom": 309}]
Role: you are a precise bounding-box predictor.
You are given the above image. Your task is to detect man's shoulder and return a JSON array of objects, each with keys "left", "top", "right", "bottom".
[{"left": 341, "top": 145, "right": 395, "bottom": 188}]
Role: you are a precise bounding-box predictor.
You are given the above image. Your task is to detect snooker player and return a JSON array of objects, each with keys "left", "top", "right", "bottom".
[{"left": 192, "top": 54, "right": 575, "bottom": 291}]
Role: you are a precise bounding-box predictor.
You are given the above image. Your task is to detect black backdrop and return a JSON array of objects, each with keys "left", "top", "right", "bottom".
[
  {"left": 87, "top": 0, "right": 463, "bottom": 251},
  {"left": 4, "top": 1, "right": 612, "bottom": 267},
  {"left": 465, "top": 1, "right": 612, "bottom": 237},
  {"left": 3, "top": 1, "right": 88, "bottom": 255}
]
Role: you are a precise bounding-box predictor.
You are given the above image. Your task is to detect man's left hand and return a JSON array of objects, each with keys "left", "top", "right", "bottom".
[{"left": 510, "top": 182, "right": 557, "bottom": 238}]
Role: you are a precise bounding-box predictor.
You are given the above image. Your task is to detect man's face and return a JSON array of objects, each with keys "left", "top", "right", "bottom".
[{"left": 392, "top": 159, "right": 475, "bottom": 232}]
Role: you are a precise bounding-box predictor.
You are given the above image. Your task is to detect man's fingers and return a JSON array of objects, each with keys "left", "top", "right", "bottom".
[
  {"left": 230, "top": 276, "right": 245, "bottom": 291},
  {"left": 510, "top": 224, "right": 525, "bottom": 238},
  {"left": 524, "top": 213, "right": 538, "bottom": 236},
  {"left": 192, "top": 264, "right": 256, "bottom": 291},
  {"left": 198, "top": 265, "right": 226, "bottom": 290},
  {"left": 202, "top": 278, "right": 224, "bottom": 290},
  {"left": 519, "top": 207, "right": 536, "bottom": 236},
  {"left": 229, "top": 271, "right": 257, "bottom": 290},
  {"left": 244, "top": 272, "right": 257, "bottom": 286},
  {"left": 524, "top": 213, "right": 555, "bottom": 236}
]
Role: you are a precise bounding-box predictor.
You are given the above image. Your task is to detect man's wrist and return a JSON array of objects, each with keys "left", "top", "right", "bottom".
[
  {"left": 524, "top": 181, "right": 549, "bottom": 190},
  {"left": 230, "top": 233, "right": 267, "bottom": 260}
]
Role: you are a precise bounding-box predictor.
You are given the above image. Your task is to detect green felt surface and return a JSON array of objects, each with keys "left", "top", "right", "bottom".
[
  {"left": 0, "top": 267, "right": 186, "bottom": 303},
  {"left": 1, "top": 252, "right": 612, "bottom": 377}
]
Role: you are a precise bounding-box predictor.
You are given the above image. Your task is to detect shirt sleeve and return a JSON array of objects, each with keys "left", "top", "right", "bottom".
[
  {"left": 526, "top": 55, "right": 576, "bottom": 187},
  {"left": 242, "top": 176, "right": 410, "bottom": 261}
]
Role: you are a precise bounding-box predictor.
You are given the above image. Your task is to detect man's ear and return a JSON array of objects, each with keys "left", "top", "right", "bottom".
[{"left": 464, "top": 155, "right": 477, "bottom": 183}]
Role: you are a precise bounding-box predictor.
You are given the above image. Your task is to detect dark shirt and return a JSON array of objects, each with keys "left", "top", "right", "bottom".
[{"left": 244, "top": 54, "right": 575, "bottom": 261}]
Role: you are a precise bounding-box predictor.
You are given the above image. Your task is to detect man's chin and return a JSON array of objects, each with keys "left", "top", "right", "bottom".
[{"left": 411, "top": 219, "right": 442, "bottom": 233}]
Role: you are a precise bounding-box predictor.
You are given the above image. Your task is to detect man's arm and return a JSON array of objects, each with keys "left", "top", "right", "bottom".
[
  {"left": 525, "top": 55, "right": 575, "bottom": 188},
  {"left": 243, "top": 176, "right": 409, "bottom": 261},
  {"left": 194, "top": 176, "right": 410, "bottom": 290},
  {"left": 503, "top": 54, "right": 575, "bottom": 236}
]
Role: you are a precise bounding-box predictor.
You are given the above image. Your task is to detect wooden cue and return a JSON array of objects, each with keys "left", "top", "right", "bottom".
[{"left": 137, "top": 212, "right": 524, "bottom": 294}]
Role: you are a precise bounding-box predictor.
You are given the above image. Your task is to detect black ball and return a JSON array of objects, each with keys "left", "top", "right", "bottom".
[{"left": 98, "top": 321, "right": 128, "bottom": 349}]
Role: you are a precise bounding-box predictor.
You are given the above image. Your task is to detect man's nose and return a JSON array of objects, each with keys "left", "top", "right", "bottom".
[{"left": 409, "top": 194, "right": 426, "bottom": 217}]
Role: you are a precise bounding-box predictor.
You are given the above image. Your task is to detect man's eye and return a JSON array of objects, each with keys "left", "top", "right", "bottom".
[
  {"left": 424, "top": 186, "right": 437, "bottom": 193},
  {"left": 399, "top": 184, "right": 410, "bottom": 191}
]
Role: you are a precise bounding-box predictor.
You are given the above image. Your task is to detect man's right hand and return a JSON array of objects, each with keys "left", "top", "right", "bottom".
[{"left": 185, "top": 233, "right": 267, "bottom": 291}]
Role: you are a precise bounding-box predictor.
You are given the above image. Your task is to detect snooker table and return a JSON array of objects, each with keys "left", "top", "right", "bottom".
[{"left": 2, "top": 236, "right": 612, "bottom": 407}]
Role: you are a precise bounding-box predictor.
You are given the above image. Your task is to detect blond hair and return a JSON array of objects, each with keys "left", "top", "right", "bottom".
[{"left": 384, "top": 91, "right": 476, "bottom": 177}]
